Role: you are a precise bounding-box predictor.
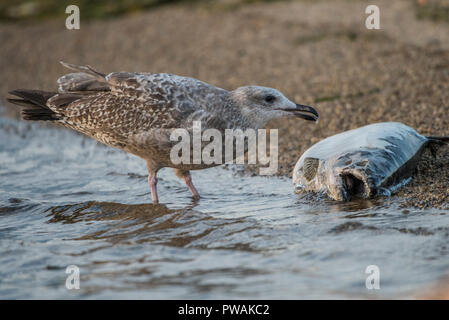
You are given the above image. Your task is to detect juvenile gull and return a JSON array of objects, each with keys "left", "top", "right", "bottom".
[{"left": 8, "top": 62, "right": 318, "bottom": 203}]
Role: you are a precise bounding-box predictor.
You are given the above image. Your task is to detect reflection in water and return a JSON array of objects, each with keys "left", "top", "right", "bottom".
[
  {"left": 46, "top": 201, "right": 259, "bottom": 252},
  {"left": 47, "top": 202, "right": 175, "bottom": 224},
  {"left": 294, "top": 190, "right": 385, "bottom": 213},
  {"left": 1, "top": 114, "right": 449, "bottom": 299}
]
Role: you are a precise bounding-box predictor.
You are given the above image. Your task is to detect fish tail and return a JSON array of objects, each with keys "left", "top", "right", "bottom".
[
  {"left": 426, "top": 136, "right": 449, "bottom": 157},
  {"left": 427, "top": 136, "right": 449, "bottom": 144}
]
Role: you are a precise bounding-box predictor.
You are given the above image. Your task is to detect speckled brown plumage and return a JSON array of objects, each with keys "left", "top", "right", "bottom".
[{"left": 8, "top": 62, "right": 318, "bottom": 203}]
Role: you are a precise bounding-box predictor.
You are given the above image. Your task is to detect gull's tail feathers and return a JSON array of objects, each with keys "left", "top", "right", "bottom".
[{"left": 7, "top": 89, "right": 59, "bottom": 121}]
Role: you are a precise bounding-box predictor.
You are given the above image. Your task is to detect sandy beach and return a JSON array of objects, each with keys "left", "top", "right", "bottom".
[{"left": 1, "top": 0, "right": 448, "bottom": 208}]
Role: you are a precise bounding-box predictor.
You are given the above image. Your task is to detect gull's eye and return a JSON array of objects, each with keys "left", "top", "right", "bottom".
[{"left": 264, "top": 95, "right": 276, "bottom": 103}]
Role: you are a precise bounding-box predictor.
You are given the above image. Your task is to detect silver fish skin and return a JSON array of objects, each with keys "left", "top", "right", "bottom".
[{"left": 292, "top": 122, "right": 430, "bottom": 201}]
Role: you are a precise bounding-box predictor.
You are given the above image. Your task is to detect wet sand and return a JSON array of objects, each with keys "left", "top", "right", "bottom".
[{"left": 1, "top": 0, "right": 448, "bottom": 208}]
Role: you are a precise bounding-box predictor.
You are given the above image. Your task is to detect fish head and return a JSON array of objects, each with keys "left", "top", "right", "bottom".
[{"left": 324, "top": 151, "right": 375, "bottom": 201}]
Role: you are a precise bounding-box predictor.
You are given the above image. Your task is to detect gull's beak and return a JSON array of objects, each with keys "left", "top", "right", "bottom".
[{"left": 276, "top": 104, "right": 319, "bottom": 122}]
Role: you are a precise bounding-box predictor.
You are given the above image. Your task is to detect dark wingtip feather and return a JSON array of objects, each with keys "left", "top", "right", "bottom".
[
  {"left": 6, "top": 98, "right": 36, "bottom": 108},
  {"left": 60, "top": 61, "right": 106, "bottom": 80},
  {"left": 8, "top": 89, "right": 59, "bottom": 121},
  {"left": 21, "top": 108, "right": 58, "bottom": 121},
  {"left": 8, "top": 89, "right": 56, "bottom": 107}
]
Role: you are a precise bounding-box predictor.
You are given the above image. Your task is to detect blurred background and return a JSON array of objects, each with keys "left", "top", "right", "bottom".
[{"left": 1, "top": 0, "right": 449, "bottom": 299}]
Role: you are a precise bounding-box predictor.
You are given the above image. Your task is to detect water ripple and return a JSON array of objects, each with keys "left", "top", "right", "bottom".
[{"left": 1, "top": 114, "right": 449, "bottom": 299}]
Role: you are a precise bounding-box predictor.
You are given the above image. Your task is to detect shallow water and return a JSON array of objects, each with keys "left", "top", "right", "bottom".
[{"left": 0, "top": 112, "right": 448, "bottom": 299}]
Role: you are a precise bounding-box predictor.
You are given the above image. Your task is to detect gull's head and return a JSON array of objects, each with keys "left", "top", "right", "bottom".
[{"left": 230, "top": 86, "right": 319, "bottom": 128}]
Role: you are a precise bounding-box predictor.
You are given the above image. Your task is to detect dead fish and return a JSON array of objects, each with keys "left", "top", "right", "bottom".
[{"left": 292, "top": 122, "right": 448, "bottom": 201}]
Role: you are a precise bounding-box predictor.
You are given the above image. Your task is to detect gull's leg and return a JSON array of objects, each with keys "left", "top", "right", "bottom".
[
  {"left": 148, "top": 174, "right": 158, "bottom": 203},
  {"left": 174, "top": 169, "right": 200, "bottom": 200},
  {"left": 147, "top": 161, "right": 160, "bottom": 204},
  {"left": 185, "top": 172, "right": 200, "bottom": 200}
]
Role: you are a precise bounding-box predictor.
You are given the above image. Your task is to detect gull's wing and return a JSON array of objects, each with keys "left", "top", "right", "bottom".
[
  {"left": 48, "top": 63, "right": 229, "bottom": 149},
  {"left": 56, "top": 63, "right": 227, "bottom": 128}
]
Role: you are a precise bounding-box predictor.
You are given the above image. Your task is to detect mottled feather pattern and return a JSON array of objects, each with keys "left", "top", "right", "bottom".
[
  {"left": 10, "top": 63, "right": 270, "bottom": 170},
  {"left": 8, "top": 62, "right": 322, "bottom": 202}
]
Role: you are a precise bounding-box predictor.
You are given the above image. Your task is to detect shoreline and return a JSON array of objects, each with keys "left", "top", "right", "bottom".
[{"left": 1, "top": 0, "right": 448, "bottom": 208}]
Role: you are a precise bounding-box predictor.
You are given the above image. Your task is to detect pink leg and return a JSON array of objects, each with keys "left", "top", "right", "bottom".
[
  {"left": 147, "top": 161, "right": 160, "bottom": 204},
  {"left": 184, "top": 173, "right": 200, "bottom": 200},
  {"left": 174, "top": 169, "right": 200, "bottom": 200},
  {"left": 148, "top": 174, "right": 159, "bottom": 204}
]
